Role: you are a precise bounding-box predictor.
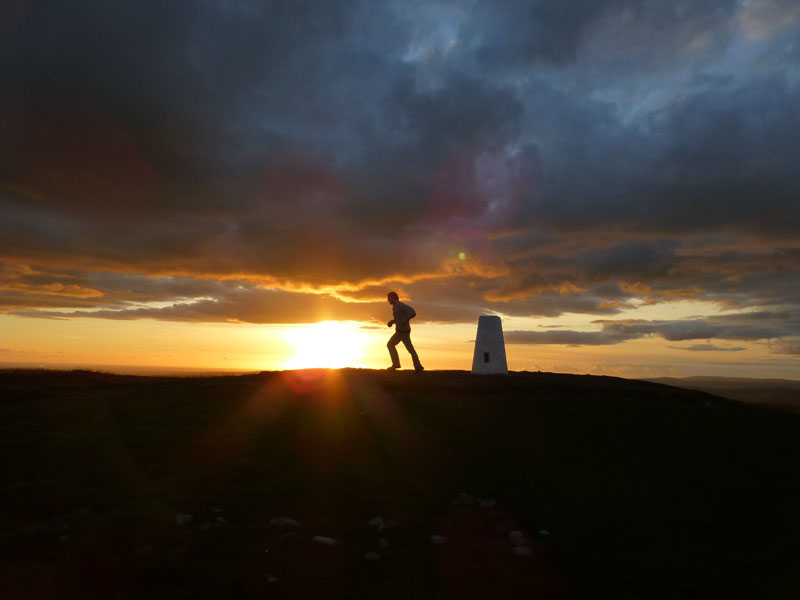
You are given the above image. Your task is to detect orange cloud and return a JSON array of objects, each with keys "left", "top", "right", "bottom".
[
  {"left": 597, "top": 300, "right": 634, "bottom": 310},
  {"left": 554, "top": 282, "right": 585, "bottom": 295},
  {"left": 0, "top": 282, "right": 104, "bottom": 298},
  {"left": 619, "top": 280, "right": 700, "bottom": 298},
  {"left": 619, "top": 281, "right": 651, "bottom": 295}
]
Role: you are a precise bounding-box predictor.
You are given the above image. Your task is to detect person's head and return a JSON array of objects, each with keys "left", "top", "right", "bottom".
[{"left": 387, "top": 291, "right": 399, "bottom": 305}]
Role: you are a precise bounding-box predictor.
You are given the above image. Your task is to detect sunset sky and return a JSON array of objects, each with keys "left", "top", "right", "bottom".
[{"left": 1, "top": 1, "right": 799, "bottom": 378}]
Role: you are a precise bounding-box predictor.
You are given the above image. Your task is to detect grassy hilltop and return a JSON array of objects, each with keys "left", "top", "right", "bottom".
[{"left": 1, "top": 369, "right": 799, "bottom": 599}]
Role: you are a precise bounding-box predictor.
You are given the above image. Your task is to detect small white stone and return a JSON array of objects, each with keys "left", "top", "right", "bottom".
[
  {"left": 313, "top": 535, "right": 338, "bottom": 546},
  {"left": 270, "top": 517, "right": 301, "bottom": 528},
  {"left": 364, "top": 551, "right": 381, "bottom": 562},
  {"left": 175, "top": 513, "right": 194, "bottom": 526},
  {"left": 512, "top": 545, "right": 533, "bottom": 557},
  {"left": 508, "top": 530, "right": 527, "bottom": 547},
  {"left": 430, "top": 535, "right": 448, "bottom": 545},
  {"left": 368, "top": 516, "right": 388, "bottom": 532},
  {"left": 378, "top": 538, "right": 390, "bottom": 549},
  {"left": 454, "top": 492, "right": 477, "bottom": 506}
]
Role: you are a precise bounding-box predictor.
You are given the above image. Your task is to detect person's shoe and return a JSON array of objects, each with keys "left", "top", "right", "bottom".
[
  {"left": 414, "top": 366, "right": 425, "bottom": 374},
  {"left": 387, "top": 365, "right": 400, "bottom": 371}
]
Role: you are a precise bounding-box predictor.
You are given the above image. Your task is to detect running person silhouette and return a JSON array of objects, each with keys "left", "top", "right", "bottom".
[{"left": 386, "top": 291, "right": 424, "bottom": 373}]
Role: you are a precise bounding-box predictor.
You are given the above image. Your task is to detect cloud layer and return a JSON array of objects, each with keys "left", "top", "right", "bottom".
[{"left": 1, "top": 0, "right": 799, "bottom": 354}]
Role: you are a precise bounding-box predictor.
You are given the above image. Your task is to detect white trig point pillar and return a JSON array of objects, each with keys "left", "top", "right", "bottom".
[{"left": 471, "top": 315, "right": 508, "bottom": 375}]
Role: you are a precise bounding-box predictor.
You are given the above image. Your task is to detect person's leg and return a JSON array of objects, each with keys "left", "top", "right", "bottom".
[
  {"left": 387, "top": 332, "right": 402, "bottom": 368},
  {"left": 400, "top": 332, "right": 423, "bottom": 371}
]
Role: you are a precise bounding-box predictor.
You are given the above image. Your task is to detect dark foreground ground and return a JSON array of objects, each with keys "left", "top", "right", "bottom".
[
  {"left": 1, "top": 369, "right": 800, "bottom": 599},
  {"left": 647, "top": 376, "right": 800, "bottom": 415}
]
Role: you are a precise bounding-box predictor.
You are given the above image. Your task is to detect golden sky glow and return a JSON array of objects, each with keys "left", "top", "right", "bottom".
[
  {"left": 2, "top": 303, "right": 798, "bottom": 379},
  {"left": 2, "top": 2, "right": 799, "bottom": 379}
]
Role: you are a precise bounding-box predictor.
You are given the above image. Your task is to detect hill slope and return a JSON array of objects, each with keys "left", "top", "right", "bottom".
[
  {"left": 647, "top": 376, "right": 800, "bottom": 414},
  {"left": 1, "top": 369, "right": 799, "bottom": 599}
]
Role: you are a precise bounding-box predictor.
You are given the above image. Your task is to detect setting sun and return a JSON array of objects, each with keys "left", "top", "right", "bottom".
[{"left": 283, "top": 321, "right": 370, "bottom": 369}]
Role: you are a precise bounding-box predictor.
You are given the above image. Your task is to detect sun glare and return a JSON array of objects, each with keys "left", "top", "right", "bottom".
[{"left": 283, "top": 321, "right": 370, "bottom": 369}]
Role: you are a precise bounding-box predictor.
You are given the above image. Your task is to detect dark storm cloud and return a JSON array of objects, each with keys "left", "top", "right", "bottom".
[
  {"left": 667, "top": 344, "right": 745, "bottom": 352},
  {"left": 507, "top": 309, "right": 800, "bottom": 351},
  {"left": 771, "top": 340, "right": 800, "bottom": 355},
  {"left": 11, "top": 285, "right": 387, "bottom": 325},
  {"left": 1, "top": 0, "right": 799, "bottom": 354},
  {"left": 468, "top": 0, "right": 742, "bottom": 69},
  {"left": 505, "top": 330, "right": 619, "bottom": 346},
  {"left": 598, "top": 319, "right": 783, "bottom": 342},
  {"left": 516, "top": 71, "right": 800, "bottom": 238}
]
